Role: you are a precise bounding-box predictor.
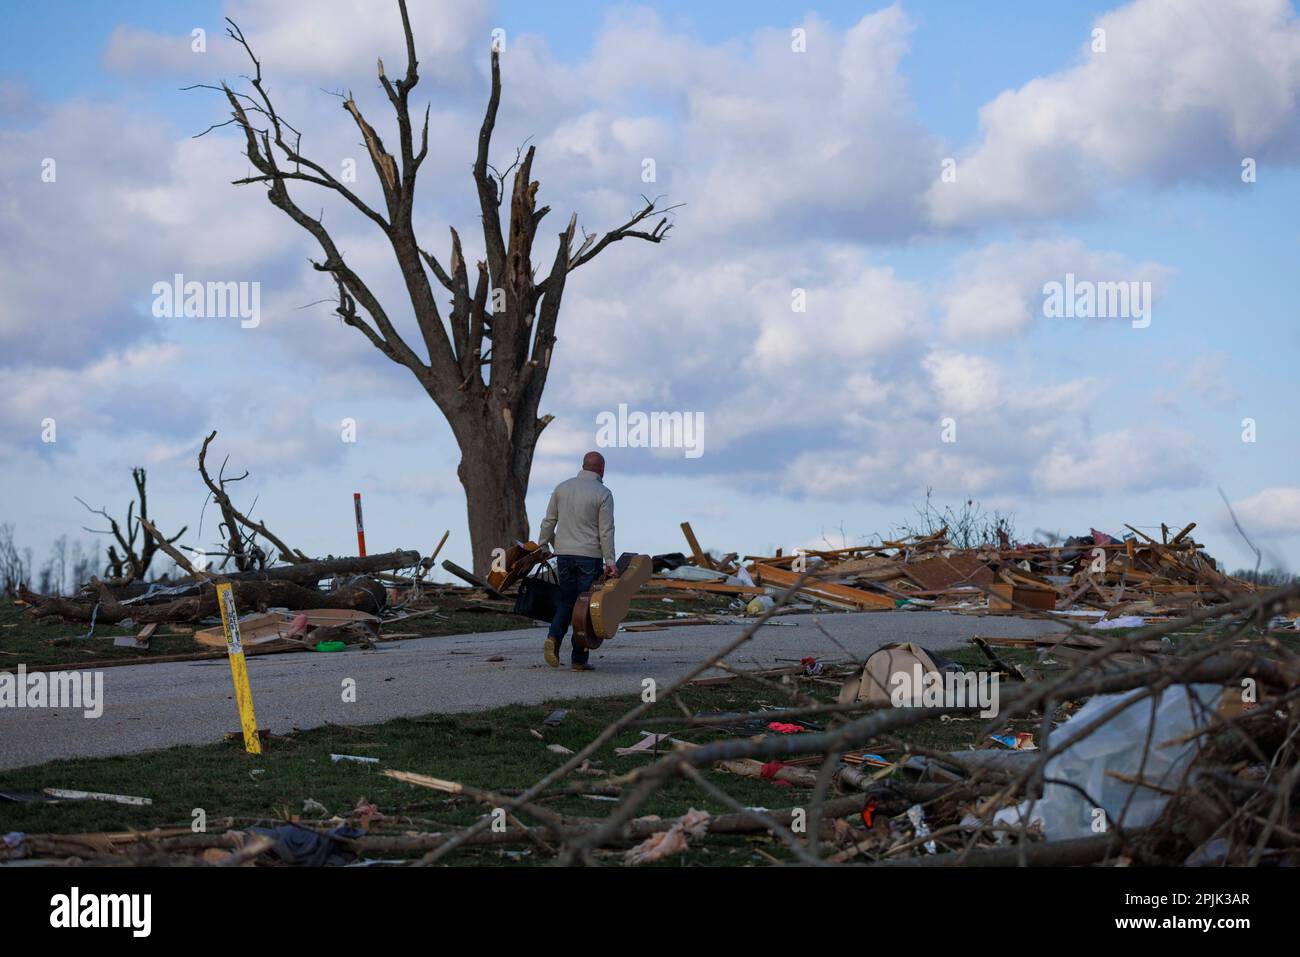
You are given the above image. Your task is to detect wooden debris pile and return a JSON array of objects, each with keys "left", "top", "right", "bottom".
[{"left": 649, "top": 520, "right": 1256, "bottom": 620}]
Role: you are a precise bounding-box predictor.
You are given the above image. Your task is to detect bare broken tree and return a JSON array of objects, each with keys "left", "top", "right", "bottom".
[
  {"left": 198, "top": 430, "right": 311, "bottom": 570},
  {"left": 76, "top": 467, "right": 188, "bottom": 583},
  {"left": 201, "top": 2, "right": 677, "bottom": 574}
]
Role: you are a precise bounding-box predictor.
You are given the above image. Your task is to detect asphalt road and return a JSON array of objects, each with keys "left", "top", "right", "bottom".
[{"left": 0, "top": 611, "right": 1061, "bottom": 771}]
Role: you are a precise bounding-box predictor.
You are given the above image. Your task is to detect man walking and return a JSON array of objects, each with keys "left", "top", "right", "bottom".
[{"left": 538, "top": 451, "right": 617, "bottom": 671}]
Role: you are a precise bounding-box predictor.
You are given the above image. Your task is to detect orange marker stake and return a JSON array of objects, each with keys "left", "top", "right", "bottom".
[{"left": 353, "top": 492, "right": 366, "bottom": 557}]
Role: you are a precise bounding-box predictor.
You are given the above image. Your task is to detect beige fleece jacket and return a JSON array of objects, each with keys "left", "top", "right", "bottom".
[{"left": 538, "top": 470, "right": 615, "bottom": 564}]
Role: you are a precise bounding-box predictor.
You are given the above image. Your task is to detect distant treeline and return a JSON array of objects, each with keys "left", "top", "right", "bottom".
[
  {"left": 0, "top": 524, "right": 99, "bottom": 597},
  {"left": 1231, "top": 567, "right": 1299, "bottom": 586}
]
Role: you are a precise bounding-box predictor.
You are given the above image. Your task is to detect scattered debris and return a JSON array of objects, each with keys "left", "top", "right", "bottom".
[
  {"left": 248, "top": 823, "right": 365, "bottom": 866},
  {"left": 616, "top": 733, "right": 665, "bottom": 756},
  {"left": 989, "top": 732, "right": 1037, "bottom": 750},
  {"left": 716, "top": 758, "right": 818, "bottom": 788},
  {"left": 640, "top": 518, "right": 1258, "bottom": 621},
  {"left": 838, "top": 644, "right": 963, "bottom": 707},
  {"left": 906, "top": 804, "right": 937, "bottom": 855},
  {"left": 1027, "top": 683, "right": 1218, "bottom": 840},
  {"left": 113, "top": 622, "right": 156, "bottom": 650},
  {"left": 330, "top": 754, "right": 380, "bottom": 765},
  {"left": 6, "top": 508, "right": 1296, "bottom": 870},
  {"left": 623, "top": 808, "right": 711, "bottom": 865},
  {"left": 42, "top": 788, "right": 152, "bottom": 806}
]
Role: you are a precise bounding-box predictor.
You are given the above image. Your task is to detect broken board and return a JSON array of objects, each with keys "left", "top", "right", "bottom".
[
  {"left": 902, "top": 554, "right": 994, "bottom": 592},
  {"left": 193, "top": 608, "right": 379, "bottom": 649},
  {"left": 751, "top": 564, "right": 895, "bottom": 610}
]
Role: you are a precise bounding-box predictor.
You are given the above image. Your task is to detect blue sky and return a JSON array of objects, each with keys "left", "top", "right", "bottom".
[{"left": 2, "top": 0, "right": 1298, "bottom": 584}]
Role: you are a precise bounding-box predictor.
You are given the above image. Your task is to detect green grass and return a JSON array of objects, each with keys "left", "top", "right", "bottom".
[
  {"left": 0, "top": 658, "right": 1004, "bottom": 865},
  {"left": 0, "top": 604, "right": 204, "bottom": 667},
  {"left": 16, "top": 621, "right": 1281, "bottom": 864}
]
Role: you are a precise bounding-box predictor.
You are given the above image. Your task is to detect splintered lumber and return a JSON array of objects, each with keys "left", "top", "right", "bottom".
[
  {"left": 746, "top": 545, "right": 889, "bottom": 569},
  {"left": 114, "top": 621, "right": 157, "bottom": 649},
  {"left": 988, "top": 582, "right": 1056, "bottom": 612},
  {"left": 750, "top": 564, "right": 894, "bottom": 610},
  {"left": 384, "top": 769, "right": 469, "bottom": 795},
  {"left": 336, "top": 795, "right": 872, "bottom": 854},
  {"left": 193, "top": 608, "right": 380, "bottom": 649},
  {"left": 971, "top": 637, "right": 1022, "bottom": 676},
  {"left": 679, "top": 522, "right": 715, "bottom": 569},
  {"left": 974, "top": 634, "right": 1066, "bottom": 648},
  {"left": 649, "top": 579, "right": 764, "bottom": 596},
  {"left": 902, "top": 554, "right": 993, "bottom": 591},
  {"left": 823, "top": 555, "right": 907, "bottom": 581},
  {"left": 43, "top": 788, "right": 152, "bottom": 806}
]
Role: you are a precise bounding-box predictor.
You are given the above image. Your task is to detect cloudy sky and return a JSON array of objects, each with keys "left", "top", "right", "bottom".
[{"left": 2, "top": 0, "right": 1298, "bottom": 581}]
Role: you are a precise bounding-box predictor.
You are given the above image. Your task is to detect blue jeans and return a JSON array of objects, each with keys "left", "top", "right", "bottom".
[{"left": 549, "top": 555, "right": 602, "bottom": 665}]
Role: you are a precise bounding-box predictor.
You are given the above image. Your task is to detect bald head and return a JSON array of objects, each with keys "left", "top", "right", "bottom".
[{"left": 582, "top": 451, "right": 606, "bottom": 477}]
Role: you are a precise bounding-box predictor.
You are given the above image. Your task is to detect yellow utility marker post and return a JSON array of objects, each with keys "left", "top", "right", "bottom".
[{"left": 216, "top": 582, "right": 262, "bottom": 755}]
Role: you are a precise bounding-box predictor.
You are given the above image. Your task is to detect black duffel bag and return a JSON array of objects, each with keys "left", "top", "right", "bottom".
[{"left": 513, "top": 573, "right": 560, "bottom": 623}]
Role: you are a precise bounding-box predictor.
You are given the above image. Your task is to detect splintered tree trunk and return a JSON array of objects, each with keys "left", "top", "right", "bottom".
[{"left": 456, "top": 423, "right": 534, "bottom": 576}]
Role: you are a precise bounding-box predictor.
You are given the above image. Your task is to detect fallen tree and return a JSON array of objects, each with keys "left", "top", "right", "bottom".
[
  {"left": 20, "top": 574, "right": 391, "bottom": 624},
  {"left": 175, "top": 549, "right": 419, "bottom": 587}
]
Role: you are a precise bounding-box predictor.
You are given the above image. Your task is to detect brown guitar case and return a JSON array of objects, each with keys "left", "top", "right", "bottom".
[
  {"left": 489, "top": 541, "right": 552, "bottom": 593},
  {"left": 571, "top": 553, "right": 652, "bottom": 652}
]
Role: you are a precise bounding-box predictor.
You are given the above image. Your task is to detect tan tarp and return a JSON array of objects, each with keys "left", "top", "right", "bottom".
[{"left": 837, "top": 642, "right": 951, "bottom": 706}]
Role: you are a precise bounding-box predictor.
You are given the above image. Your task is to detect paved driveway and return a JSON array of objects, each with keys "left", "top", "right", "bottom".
[{"left": 0, "top": 611, "right": 1060, "bottom": 770}]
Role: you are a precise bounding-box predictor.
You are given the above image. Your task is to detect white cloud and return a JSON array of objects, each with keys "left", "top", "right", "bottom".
[
  {"left": 750, "top": 263, "right": 927, "bottom": 371},
  {"left": 0, "top": 99, "right": 311, "bottom": 367},
  {"left": 940, "top": 238, "right": 1173, "bottom": 339},
  {"left": 928, "top": 0, "right": 1300, "bottom": 226},
  {"left": 1033, "top": 427, "right": 1207, "bottom": 495},
  {"left": 494, "top": 5, "right": 940, "bottom": 246},
  {"left": 923, "top": 352, "right": 1002, "bottom": 415},
  {"left": 104, "top": 0, "right": 488, "bottom": 88},
  {"left": 0, "top": 344, "right": 199, "bottom": 455},
  {"left": 1222, "top": 487, "right": 1300, "bottom": 537}
]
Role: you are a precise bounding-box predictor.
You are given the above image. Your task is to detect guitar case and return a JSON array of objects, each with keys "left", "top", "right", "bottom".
[
  {"left": 571, "top": 552, "right": 652, "bottom": 652},
  {"left": 489, "top": 541, "right": 552, "bottom": 593}
]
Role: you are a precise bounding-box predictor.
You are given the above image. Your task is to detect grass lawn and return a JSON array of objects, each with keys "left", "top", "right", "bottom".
[
  {"left": 0, "top": 589, "right": 735, "bottom": 670},
  {"left": 0, "top": 645, "right": 1021, "bottom": 865},
  {"left": 5, "top": 611, "right": 1287, "bottom": 865}
]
